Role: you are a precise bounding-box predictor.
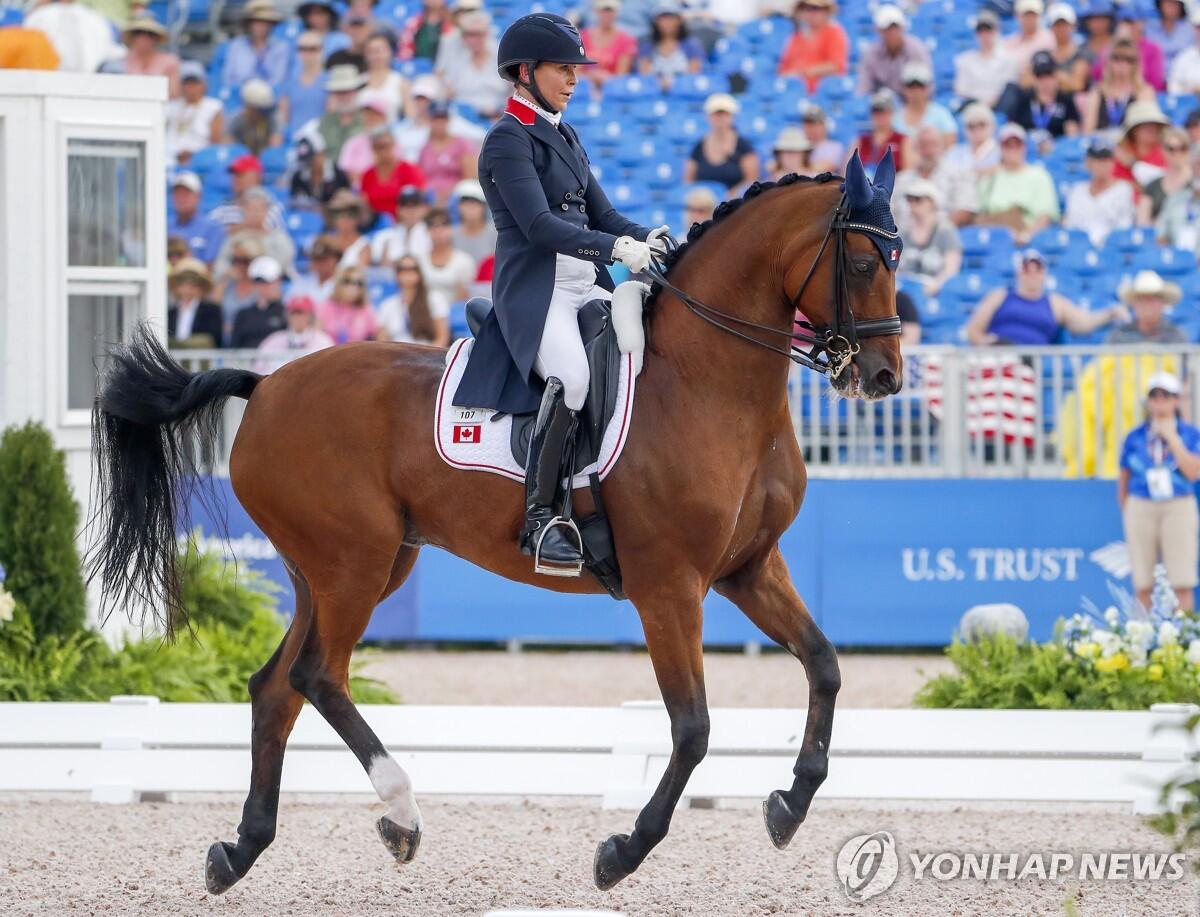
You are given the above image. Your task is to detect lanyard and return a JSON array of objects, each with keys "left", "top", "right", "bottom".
[
  {"left": 1105, "top": 95, "right": 1128, "bottom": 128},
  {"left": 1030, "top": 100, "right": 1055, "bottom": 132}
]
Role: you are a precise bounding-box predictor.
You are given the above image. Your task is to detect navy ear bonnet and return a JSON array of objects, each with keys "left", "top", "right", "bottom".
[{"left": 842, "top": 149, "right": 903, "bottom": 271}]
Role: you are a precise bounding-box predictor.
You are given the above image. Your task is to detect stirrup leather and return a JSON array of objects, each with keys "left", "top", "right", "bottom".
[{"left": 533, "top": 516, "right": 584, "bottom": 577}]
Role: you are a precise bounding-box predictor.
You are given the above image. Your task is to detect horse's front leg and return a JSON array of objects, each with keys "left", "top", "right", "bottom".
[
  {"left": 593, "top": 578, "right": 709, "bottom": 890},
  {"left": 715, "top": 545, "right": 840, "bottom": 848}
]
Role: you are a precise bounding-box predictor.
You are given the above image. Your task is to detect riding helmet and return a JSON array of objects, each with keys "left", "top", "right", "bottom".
[{"left": 496, "top": 13, "right": 596, "bottom": 83}]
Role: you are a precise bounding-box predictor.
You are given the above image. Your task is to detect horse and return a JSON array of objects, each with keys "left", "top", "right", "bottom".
[{"left": 88, "top": 154, "right": 903, "bottom": 894}]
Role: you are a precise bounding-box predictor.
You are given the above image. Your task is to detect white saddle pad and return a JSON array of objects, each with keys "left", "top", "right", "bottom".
[{"left": 434, "top": 337, "right": 637, "bottom": 488}]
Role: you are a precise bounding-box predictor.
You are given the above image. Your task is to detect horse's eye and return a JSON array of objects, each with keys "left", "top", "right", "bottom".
[{"left": 854, "top": 259, "right": 872, "bottom": 274}]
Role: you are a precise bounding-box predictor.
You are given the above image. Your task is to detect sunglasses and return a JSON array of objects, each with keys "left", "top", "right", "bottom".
[
  {"left": 1113, "top": 56, "right": 1138, "bottom": 64},
  {"left": 966, "top": 121, "right": 989, "bottom": 129},
  {"left": 341, "top": 277, "right": 365, "bottom": 286},
  {"left": 298, "top": 45, "right": 321, "bottom": 52},
  {"left": 1166, "top": 144, "right": 1188, "bottom": 153},
  {"left": 396, "top": 264, "right": 420, "bottom": 272},
  {"left": 232, "top": 256, "right": 253, "bottom": 265}
]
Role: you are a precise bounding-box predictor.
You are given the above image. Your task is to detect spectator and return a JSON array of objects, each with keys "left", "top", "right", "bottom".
[
  {"left": 895, "top": 62, "right": 956, "bottom": 148},
  {"left": 24, "top": 0, "right": 121, "bottom": 73},
  {"left": 323, "top": 188, "right": 374, "bottom": 265},
  {"left": 394, "top": 74, "right": 485, "bottom": 162},
  {"left": 1065, "top": 137, "right": 1135, "bottom": 246},
  {"left": 226, "top": 79, "right": 283, "bottom": 156},
  {"left": 638, "top": 1, "right": 704, "bottom": 89},
  {"left": 419, "top": 102, "right": 478, "bottom": 203},
  {"left": 1115, "top": 99, "right": 1169, "bottom": 187},
  {"left": 378, "top": 257, "right": 451, "bottom": 345},
  {"left": 214, "top": 235, "right": 265, "bottom": 333},
  {"left": 1108, "top": 271, "right": 1188, "bottom": 344},
  {"left": 290, "top": 236, "right": 344, "bottom": 303},
  {"left": 857, "top": 89, "right": 905, "bottom": 171},
  {"left": 120, "top": 15, "right": 179, "bottom": 97},
  {"left": 1006, "top": 0, "right": 1055, "bottom": 71},
  {"left": 953, "top": 10, "right": 1019, "bottom": 107},
  {"left": 255, "top": 296, "right": 336, "bottom": 372},
  {"left": 1187, "top": 109, "right": 1200, "bottom": 147},
  {"left": 1080, "top": 0, "right": 1117, "bottom": 64},
  {"left": 281, "top": 31, "right": 329, "bottom": 138},
  {"left": 215, "top": 189, "right": 296, "bottom": 278},
  {"left": 313, "top": 64, "right": 368, "bottom": 162},
  {"left": 400, "top": 0, "right": 453, "bottom": 61},
  {"left": 287, "top": 129, "right": 351, "bottom": 211},
  {"left": 220, "top": 0, "right": 289, "bottom": 93},
  {"left": 1148, "top": 0, "right": 1193, "bottom": 65},
  {"left": 1011, "top": 50, "right": 1080, "bottom": 152},
  {"left": 1156, "top": 145, "right": 1200, "bottom": 253},
  {"left": 799, "top": 103, "right": 844, "bottom": 173},
  {"left": 777, "top": 0, "right": 849, "bottom": 94},
  {"left": 680, "top": 185, "right": 718, "bottom": 236},
  {"left": 297, "top": 0, "right": 351, "bottom": 59},
  {"left": 417, "top": 207, "right": 476, "bottom": 304},
  {"left": 338, "top": 97, "right": 395, "bottom": 184},
  {"left": 208, "top": 154, "right": 285, "bottom": 230},
  {"left": 1168, "top": 7, "right": 1200, "bottom": 93},
  {"left": 966, "top": 248, "right": 1127, "bottom": 345},
  {"left": 856, "top": 5, "right": 931, "bottom": 96},
  {"left": 367, "top": 185, "right": 433, "bottom": 264},
  {"left": 581, "top": 0, "right": 638, "bottom": 89},
  {"left": 230, "top": 256, "right": 288, "bottom": 348},
  {"left": 1137, "top": 127, "right": 1191, "bottom": 223},
  {"left": 946, "top": 102, "right": 1000, "bottom": 176},
  {"left": 1098, "top": 1, "right": 1166, "bottom": 91},
  {"left": 895, "top": 179, "right": 961, "bottom": 296},
  {"left": 1045, "top": 3, "right": 1090, "bottom": 93},
  {"left": 976, "top": 123, "right": 1060, "bottom": 242},
  {"left": 893, "top": 125, "right": 977, "bottom": 228},
  {"left": 432, "top": 0, "right": 490, "bottom": 75},
  {"left": 362, "top": 126, "right": 428, "bottom": 216},
  {"left": 167, "top": 172, "right": 225, "bottom": 266},
  {"left": 168, "top": 258, "right": 224, "bottom": 348},
  {"left": 318, "top": 264, "right": 382, "bottom": 342},
  {"left": 0, "top": 27, "right": 60, "bottom": 70},
  {"left": 450, "top": 179, "right": 496, "bottom": 264},
  {"left": 167, "top": 235, "right": 190, "bottom": 267},
  {"left": 1118, "top": 371, "right": 1200, "bottom": 611},
  {"left": 683, "top": 93, "right": 759, "bottom": 190},
  {"left": 440, "top": 12, "right": 508, "bottom": 118},
  {"left": 896, "top": 288, "right": 922, "bottom": 344},
  {"left": 361, "top": 30, "right": 408, "bottom": 121},
  {"left": 768, "top": 126, "right": 812, "bottom": 180},
  {"left": 1082, "top": 38, "right": 1155, "bottom": 132},
  {"left": 165, "top": 62, "right": 223, "bottom": 165}
]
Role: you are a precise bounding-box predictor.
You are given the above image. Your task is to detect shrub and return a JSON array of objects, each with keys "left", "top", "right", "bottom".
[{"left": 0, "top": 422, "right": 86, "bottom": 638}]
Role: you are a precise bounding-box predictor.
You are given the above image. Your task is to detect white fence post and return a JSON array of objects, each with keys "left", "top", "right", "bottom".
[
  {"left": 90, "top": 695, "right": 160, "bottom": 804},
  {"left": 602, "top": 701, "right": 669, "bottom": 810}
]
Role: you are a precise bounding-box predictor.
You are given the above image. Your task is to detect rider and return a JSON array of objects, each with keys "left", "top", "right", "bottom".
[{"left": 453, "top": 13, "right": 669, "bottom": 574}]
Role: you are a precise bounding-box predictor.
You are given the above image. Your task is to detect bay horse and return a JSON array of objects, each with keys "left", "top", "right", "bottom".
[{"left": 88, "top": 157, "right": 903, "bottom": 894}]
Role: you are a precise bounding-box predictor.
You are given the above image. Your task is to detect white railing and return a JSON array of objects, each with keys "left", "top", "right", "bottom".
[
  {"left": 169, "top": 345, "right": 1200, "bottom": 479},
  {"left": 0, "top": 697, "right": 1194, "bottom": 812}
]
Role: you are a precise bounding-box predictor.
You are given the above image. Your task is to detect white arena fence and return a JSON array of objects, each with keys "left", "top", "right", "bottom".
[
  {"left": 169, "top": 345, "right": 1200, "bottom": 479},
  {"left": 1, "top": 697, "right": 1195, "bottom": 813}
]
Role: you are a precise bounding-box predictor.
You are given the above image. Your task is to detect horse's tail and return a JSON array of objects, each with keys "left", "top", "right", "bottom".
[{"left": 88, "top": 325, "right": 261, "bottom": 636}]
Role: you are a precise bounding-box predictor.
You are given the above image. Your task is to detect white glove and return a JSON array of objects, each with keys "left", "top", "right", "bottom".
[
  {"left": 612, "top": 236, "right": 654, "bottom": 273},
  {"left": 646, "top": 225, "right": 672, "bottom": 255}
]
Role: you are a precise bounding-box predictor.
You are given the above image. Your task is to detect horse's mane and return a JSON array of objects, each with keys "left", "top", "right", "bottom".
[{"left": 647, "top": 171, "right": 843, "bottom": 311}]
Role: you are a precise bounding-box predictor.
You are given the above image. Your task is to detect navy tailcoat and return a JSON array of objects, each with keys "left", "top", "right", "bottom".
[{"left": 452, "top": 97, "right": 649, "bottom": 415}]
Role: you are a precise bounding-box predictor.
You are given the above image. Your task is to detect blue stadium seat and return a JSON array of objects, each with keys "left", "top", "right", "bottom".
[
  {"left": 189, "top": 144, "right": 251, "bottom": 178},
  {"left": 1030, "top": 226, "right": 1090, "bottom": 261},
  {"left": 284, "top": 210, "right": 322, "bottom": 242},
  {"left": 959, "top": 225, "right": 1014, "bottom": 261},
  {"left": 368, "top": 279, "right": 398, "bottom": 305},
  {"left": 669, "top": 73, "right": 732, "bottom": 101},
  {"left": 260, "top": 146, "right": 289, "bottom": 181},
  {"left": 1062, "top": 246, "right": 1107, "bottom": 277},
  {"left": 1134, "top": 245, "right": 1197, "bottom": 276},
  {"left": 1102, "top": 226, "right": 1156, "bottom": 263},
  {"left": 603, "top": 75, "right": 661, "bottom": 104}
]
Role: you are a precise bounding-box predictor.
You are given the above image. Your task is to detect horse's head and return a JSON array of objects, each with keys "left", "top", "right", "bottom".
[{"left": 791, "top": 150, "right": 904, "bottom": 400}]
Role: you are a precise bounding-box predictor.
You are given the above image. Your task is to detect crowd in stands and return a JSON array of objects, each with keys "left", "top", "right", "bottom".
[{"left": 10, "top": 0, "right": 1200, "bottom": 361}]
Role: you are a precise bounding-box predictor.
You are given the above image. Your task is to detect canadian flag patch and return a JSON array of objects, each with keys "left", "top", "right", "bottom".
[{"left": 453, "top": 424, "right": 482, "bottom": 444}]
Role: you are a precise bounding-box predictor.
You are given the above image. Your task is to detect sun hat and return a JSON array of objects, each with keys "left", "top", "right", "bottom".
[
  {"left": 1122, "top": 100, "right": 1170, "bottom": 134},
  {"left": 703, "top": 93, "right": 739, "bottom": 115},
  {"left": 902, "top": 177, "right": 941, "bottom": 205},
  {"left": 169, "top": 257, "right": 213, "bottom": 290},
  {"left": 241, "top": 79, "right": 275, "bottom": 109},
  {"left": 1120, "top": 270, "right": 1182, "bottom": 305},
  {"left": 124, "top": 14, "right": 167, "bottom": 39},
  {"left": 326, "top": 64, "right": 367, "bottom": 93},
  {"left": 773, "top": 126, "right": 812, "bottom": 153},
  {"left": 242, "top": 0, "right": 284, "bottom": 23}
]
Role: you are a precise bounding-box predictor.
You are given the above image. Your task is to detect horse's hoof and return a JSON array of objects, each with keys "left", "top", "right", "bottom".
[
  {"left": 377, "top": 815, "right": 422, "bottom": 864},
  {"left": 763, "top": 790, "right": 803, "bottom": 850},
  {"left": 593, "top": 834, "right": 633, "bottom": 891},
  {"left": 205, "top": 841, "right": 241, "bottom": 895}
]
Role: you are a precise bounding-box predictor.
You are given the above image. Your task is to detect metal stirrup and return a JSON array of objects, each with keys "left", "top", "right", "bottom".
[{"left": 534, "top": 516, "right": 584, "bottom": 577}]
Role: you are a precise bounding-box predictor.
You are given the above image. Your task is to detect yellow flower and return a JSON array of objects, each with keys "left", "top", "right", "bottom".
[
  {"left": 1095, "top": 652, "right": 1130, "bottom": 674},
  {"left": 1075, "top": 642, "right": 1102, "bottom": 660},
  {"left": 1148, "top": 664, "right": 1165, "bottom": 682}
]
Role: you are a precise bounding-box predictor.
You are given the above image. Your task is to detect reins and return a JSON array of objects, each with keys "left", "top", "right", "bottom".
[{"left": 645, "top": 193, "right": 903, "bottom": 378}]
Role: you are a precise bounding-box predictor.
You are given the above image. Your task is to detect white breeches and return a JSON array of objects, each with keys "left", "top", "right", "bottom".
[{"left": 535, "top": 254, "right": 610, "bottom": 411}]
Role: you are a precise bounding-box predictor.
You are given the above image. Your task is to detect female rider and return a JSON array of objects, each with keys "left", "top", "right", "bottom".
[{"left": 453, "top": 13, "right": 669, "bottom": 573}]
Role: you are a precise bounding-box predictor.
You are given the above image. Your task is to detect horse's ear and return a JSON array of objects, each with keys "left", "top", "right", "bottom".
[
  {"left": 874, "top": 148, "right": 897, "bottom": 199},
  {"left": 844, "top": 149, "right": 872, "bottom": 210}
]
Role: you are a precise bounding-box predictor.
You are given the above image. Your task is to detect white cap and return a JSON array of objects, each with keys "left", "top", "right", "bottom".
[
  {"left": 998, "top": 122, "right": 1028, "bottom": 143},
  {"left": 249, "top": 255, "right": 283, "bottom": 283},
  {"left": 452, "top": 178, "right": 487, "bottom": 202},
  {"left": 1015, "top": 0, "right": 1044, "bottom": 14},
  {"left": 411, "top": 74, "right": 444, "bottom": 101},
  {"left": 901, "top": 61, "right": 933, "bottom": 85},
  {"left": 1146, "top": 371, "right": 1182, "bottom": 396},
  {"left": 1047, "top": 2, "right": 1076, "bottom": 24},
  {"left": 241, "top": 78, "right": 275, "bottom": 109},
  {"left": 171, "top": 170, "right": 202, "bottom": 192},
  {"left": 902, "top": 177, "right": 941, "bottom": 205},
  {"left": 874, "top": 5, "right": 907, "bottom": 29}
]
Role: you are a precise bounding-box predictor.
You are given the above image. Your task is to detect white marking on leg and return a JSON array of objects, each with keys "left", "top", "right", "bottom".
[{"left": 368, "top": 754, "right": 422, "bottom": 831}]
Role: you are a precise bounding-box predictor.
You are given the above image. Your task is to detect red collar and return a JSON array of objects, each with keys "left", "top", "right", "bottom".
[{"left": 505, "top": 97, "right": 536, "bottom": 126}]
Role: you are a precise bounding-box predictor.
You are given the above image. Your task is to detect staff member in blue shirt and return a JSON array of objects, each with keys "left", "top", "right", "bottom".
[{"left": 1118, "top": 371, "right": 1200, "bottom": 610}]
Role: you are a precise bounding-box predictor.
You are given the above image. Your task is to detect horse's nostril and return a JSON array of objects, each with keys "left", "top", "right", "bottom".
[{"left": 874, "top": 368, "right": 900, "bottom": 394}]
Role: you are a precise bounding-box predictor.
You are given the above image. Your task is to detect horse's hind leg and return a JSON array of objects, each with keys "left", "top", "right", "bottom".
[
  {"left": 206, "top": 559, "right": 311, "bottom": 894},
  {"left": 715, "top": 546, "right": 840, "bottom": 849},
  {"left": 288, "top": 546, "right": 424, "bottom": 865}
]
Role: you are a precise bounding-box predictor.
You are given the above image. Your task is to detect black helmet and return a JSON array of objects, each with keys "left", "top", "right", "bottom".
[{"left": 496, "top": 13, "right": 596, "bottom": 84}]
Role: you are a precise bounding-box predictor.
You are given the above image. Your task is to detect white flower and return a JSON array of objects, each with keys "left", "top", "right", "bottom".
[
  {"left": 1094, "top": 630, "right": 1122, "bottom": 658},
  {"left": 1104, "top": 607, "right": 1121, "bottom": 626},
  {"left": 0, "top": 588, "right": 14, "bottom": 624},
  {"left": 1187, "top": 640, "right": 1200, "bottom": 666},
  {"left": 1159, "top": 621, "right": 1181, "bottom": 647},
  {"left": 1126, "top": 620, "right": 1155, "bottom": 649},
  {"left": 1128, "top": 645, "right": 1149, "bottom": 668}
]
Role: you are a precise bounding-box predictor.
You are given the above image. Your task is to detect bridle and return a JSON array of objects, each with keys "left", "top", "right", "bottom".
[{"left": 645, "top": 194, "right": 903, "bottom": 378}]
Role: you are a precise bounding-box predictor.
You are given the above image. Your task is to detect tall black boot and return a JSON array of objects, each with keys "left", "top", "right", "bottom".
[{"left": 519, "top": 377, "right": 584, "bottom": 572}]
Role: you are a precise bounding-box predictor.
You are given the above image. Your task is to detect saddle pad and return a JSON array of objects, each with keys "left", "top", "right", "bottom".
[{"left": 435, "top": 337, "right": 636, "bottom": 488}]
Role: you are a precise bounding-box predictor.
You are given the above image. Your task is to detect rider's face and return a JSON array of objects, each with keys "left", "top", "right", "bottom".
[{"left": 531, "top": 62, "right": 578, "bottom": 111}]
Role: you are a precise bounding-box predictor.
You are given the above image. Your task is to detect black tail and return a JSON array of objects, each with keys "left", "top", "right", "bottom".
[{"left": 88, "top": 325, "right": 261, "bottom": 636}]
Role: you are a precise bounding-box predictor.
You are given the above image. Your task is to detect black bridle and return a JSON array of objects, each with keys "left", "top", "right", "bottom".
[{"left": 645, "top": 194, "right": 903, "bottom": 378}]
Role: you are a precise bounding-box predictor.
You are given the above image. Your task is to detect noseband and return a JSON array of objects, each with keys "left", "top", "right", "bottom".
[{"left": 646, "top": 194, "right": 903, "bottom": 378}]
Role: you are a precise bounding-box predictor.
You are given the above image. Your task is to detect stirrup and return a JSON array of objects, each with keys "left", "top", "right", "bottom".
[{"left": 534, "top": 516, "right": 584, "bottom": 577}]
